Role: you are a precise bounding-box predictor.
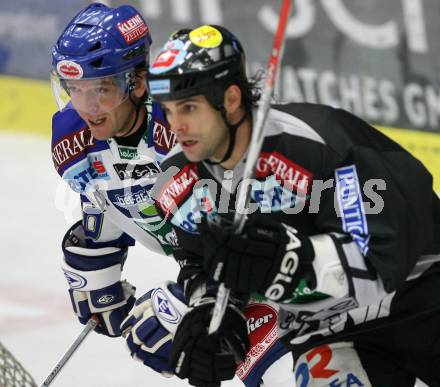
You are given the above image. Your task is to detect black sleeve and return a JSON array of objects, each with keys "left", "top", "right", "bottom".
[
  {"left": 171, "top": 226, "right": 212, "bottom": 301},
  {"left": 315, "top": 108, "right": 435, "bottom": 293}
]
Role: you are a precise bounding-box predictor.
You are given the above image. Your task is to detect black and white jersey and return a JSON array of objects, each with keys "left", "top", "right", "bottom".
[{"left": 156, "top": 102, "right": 440, "bottom": 353}]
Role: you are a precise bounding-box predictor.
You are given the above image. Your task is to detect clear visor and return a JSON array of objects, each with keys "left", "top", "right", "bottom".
[{"left": 50, "top": 70, "right": 133, "bottom": 115}]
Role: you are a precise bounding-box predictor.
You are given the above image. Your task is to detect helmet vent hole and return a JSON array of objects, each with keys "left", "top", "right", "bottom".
[
  {"left": 176, "top": 77, "right": 196, "bottom": 91},
  {"left": 223, "top": 45, "right": 233, "bottom": 57},
  {"left": 89, "top": 42, "right": 102, "bottom": 52},
  {"left": 90, "top": 58, "right": 103, "bottom": 68}
]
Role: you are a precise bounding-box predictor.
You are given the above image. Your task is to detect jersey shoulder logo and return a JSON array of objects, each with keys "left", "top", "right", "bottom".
[
  {"left": 52, "top": 127, "right": 95, "bottom": 173},
  {"left": 256, "top": 151, "right": 313, "bottom": 194},
  {"left": 157, "top": 163, "right": 199, "bottom": 215},
  {"left": 152, "top": 119, "right": 177, "bottom": 155}
]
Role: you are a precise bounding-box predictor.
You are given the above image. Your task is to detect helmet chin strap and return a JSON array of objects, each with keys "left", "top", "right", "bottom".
[
  {"left": 117, "top": 90, "right": 145, "bottom": 137},
  {"left": 205, "top": 107, "right": 247, "bottom": 166}
]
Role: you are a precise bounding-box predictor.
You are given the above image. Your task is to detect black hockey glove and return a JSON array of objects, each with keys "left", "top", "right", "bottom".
[
  {"left": 169, "top": 298, "right": 249, "bottom": 387},
  {"left": 200, "top": 217, "right": 315, "bottom": 301}
]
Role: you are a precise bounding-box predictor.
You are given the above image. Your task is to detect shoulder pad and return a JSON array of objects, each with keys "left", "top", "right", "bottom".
[
  {"left": 150, "top": 102, "right": 177, "bottom": 156},
  {"left": 51, "top": 109, "right": 108, "bottom": 176}
]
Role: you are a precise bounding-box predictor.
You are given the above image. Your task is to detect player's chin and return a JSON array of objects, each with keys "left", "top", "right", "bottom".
[
  {"left": 89, "top": 125, "right": 113, "bottom": 140},
  {"left": 185, "top": 154, "right": 207, "bottom": 163},
  {"left": 181, "top": 147, "right": 205, "bottom": 163}
]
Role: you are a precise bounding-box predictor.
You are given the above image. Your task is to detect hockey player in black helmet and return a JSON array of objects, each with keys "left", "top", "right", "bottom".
[
  {"left": 148, "top": 25, "right": 260, "bottom": 167},
  {"left": 149, "top": 24, "right": 440, "bottom": 387}
]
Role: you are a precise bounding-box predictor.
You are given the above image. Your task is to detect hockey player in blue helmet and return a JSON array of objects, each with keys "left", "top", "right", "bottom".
[
  {"left": 51, "top": 0, "right": 179, "bottom": 372},
  {"left": 51, "top": 2, "right": 152, "bottom": 140},
  {"left": 50, "top": 4, "right": 293, "bottom": 386}
]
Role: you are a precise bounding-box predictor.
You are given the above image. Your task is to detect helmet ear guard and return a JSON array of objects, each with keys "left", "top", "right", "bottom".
[{"left": 126, "top": 71, "right": 136, "bottom": 93}]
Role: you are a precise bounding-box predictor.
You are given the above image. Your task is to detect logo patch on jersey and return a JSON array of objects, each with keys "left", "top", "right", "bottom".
[
  {"left": 56, "top": 60, "right": 83, "bottom": 79},
  {"left": 90, "top": 157, "right": 107, "bottom": 175},
  {"left": 335, "top": 165, "right": 370, "bottom": 255},
  {"left": 157, "top": 164, "right": 199, "bottom": 215},
  {"left": 256, "top": 152, "right": 312, "bottom": 195},
  {"left": 113, "top": 162, "right": 160, "bottom": 180},
  {"left": 108, "top": 185, "right": 158, "bottom": 220},
  {"left": 134, "top": 219, "right": 175, "bottom": 255},
  {"left": 116, "top": 14, "right": 148, "bottom": 44},
  {"left": 64, "top": 270, "right": 87, "bottom": 290},
  {"left": 152, "top": 288, "right": 181, "bottom": 324},
  {"left": 168, "top": 188, "right": 217, "bottom": 234},
  {"left": 236, "top": 302, "right": 278, "bottom": 379},
  {"left": 52, "top": 127, "right": 95, "bottom": 172},
  {"left": 245, "top": 303, "right": 277, "bottom": 344},
  {"left": 113, "top": 189, "right": 154, "bottom": 208},
  {"left": 251, "top": 176, "right": 304, "bottom": 213},
  {"left": 63, "top": 155, "right": 110, "bottom": 192},
  {"left": 295, "top": 343, "right": 371, "bottom": 387},
  {"left": 152, "top": 119, "right": 176, "bottom": 154},
  {"left": 117, "top": 146, "right": 138, "bottom": 160}
]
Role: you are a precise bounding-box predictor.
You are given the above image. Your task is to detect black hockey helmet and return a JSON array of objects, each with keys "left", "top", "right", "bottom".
[
  {"left": 148, "top": 25, "right": 252, "bottom": 164},
  {"left": 147, "top": 25, "right": 247, "bottom": 109}
]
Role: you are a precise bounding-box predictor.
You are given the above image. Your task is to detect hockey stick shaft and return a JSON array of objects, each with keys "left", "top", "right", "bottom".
[
  {"left": 209, "top": 0, "right": 294, "bottom": 334},
  {"left": 38, "top": 317, "right": 98, "bottom": 387}
]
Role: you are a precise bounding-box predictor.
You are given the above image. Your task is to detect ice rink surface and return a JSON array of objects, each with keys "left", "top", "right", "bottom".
[{"left": 0, "top": 132, "right": 243, "bottom": 386}]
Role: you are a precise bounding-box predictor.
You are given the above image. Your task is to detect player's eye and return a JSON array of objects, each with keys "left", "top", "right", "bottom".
[
  {"left": 66, "top": 85, "right": 79, "bottom": 94},
  {"left": 181, "top": 104, "right": 196, "bottom": 114},
  {"left": 96, "top": 87, "right": 110, "bottom": 95}
]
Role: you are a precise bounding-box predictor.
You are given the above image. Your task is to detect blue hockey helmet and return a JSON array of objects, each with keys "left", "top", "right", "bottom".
[
  {"left": 52, "top": 2, "right": 151, "bottom": 79},
  {"left": 51, "top": 3, "right": 152, "bottom": 113}
]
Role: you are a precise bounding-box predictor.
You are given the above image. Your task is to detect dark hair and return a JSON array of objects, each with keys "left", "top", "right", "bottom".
[
  {"left": 237, "top": 72, "right": 263, "bottom": 112},
  {"left": 204, "top": 71, "right": 262, "bottom": 117}
]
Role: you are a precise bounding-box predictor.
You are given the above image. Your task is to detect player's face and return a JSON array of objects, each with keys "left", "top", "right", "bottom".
[
  {"left": 161, "top": 96, "right": 229, "bottom": 163},
  {"left": 64, "top": 77, "right": 128, "bottom": 115},
  {"left": 63, "top": 73, "right": 146, "bottom": 140},
  {"left": 76, "top": 96, "right": 138, "bottom": 141}
]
